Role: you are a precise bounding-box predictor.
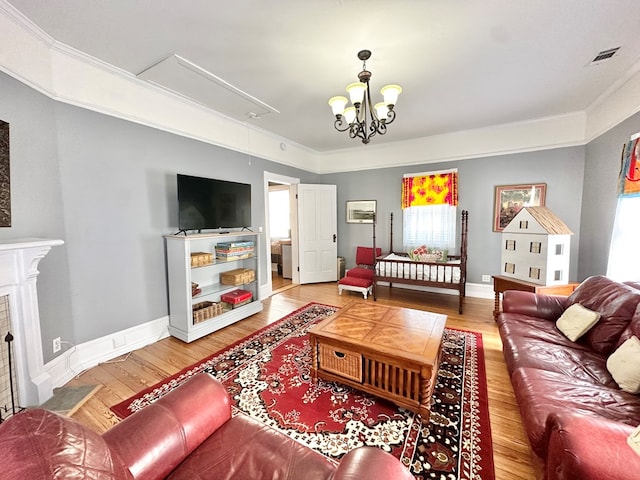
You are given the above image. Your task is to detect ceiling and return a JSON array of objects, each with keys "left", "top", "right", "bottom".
[{"left": 7, "top": 0, "right": 640, "bottom": 153}]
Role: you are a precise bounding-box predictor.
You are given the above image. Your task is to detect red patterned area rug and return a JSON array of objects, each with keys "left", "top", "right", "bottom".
[{"left": 111, "top": 303, "right": 494, "bottom": 480}]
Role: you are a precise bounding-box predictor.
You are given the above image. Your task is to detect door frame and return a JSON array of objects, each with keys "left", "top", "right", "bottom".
[{"left": 263, "top": 171, "right": 300, "bottom": 296}]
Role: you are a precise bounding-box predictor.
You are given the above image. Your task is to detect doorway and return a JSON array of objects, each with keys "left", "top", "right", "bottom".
[{"left": 264, "top": 172, "right": 299, "bottom": 295}]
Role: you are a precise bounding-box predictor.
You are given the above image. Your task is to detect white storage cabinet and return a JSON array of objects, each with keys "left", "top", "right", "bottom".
[{"left": 165, "top": 232, "right": 263, "bottom": 342}]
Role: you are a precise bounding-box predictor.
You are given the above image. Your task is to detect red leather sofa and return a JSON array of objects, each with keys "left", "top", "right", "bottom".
[
  {"left": 0, "top": 373, "right": 414, "bottom": 480},
  {"left": 497, "top": 275, "right": 640, "bottom": 479}
]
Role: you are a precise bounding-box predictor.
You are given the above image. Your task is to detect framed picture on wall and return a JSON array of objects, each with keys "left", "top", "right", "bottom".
[
  {"left": 493, "top": 183, "right": 546, "bottom": 232},
  {"left": 346, "top": 200, "right": 376, "bottom": 224},
  {"left": 0, "top": 120, "right": 10, "bottom": 227}
]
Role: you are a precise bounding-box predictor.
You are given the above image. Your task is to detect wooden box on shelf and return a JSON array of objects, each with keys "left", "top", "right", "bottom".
[
  {"left": 190, "top": 252, "right": 213, "bottom": 267},
  {"left": 192, "top": 301, "right": 224, "bottom": 323},
  {"left": 220, "top": 268, "right": 255, "bottom": 286},
  {"left": 220, "top": 289, "right": 253, "bottom": 309}
]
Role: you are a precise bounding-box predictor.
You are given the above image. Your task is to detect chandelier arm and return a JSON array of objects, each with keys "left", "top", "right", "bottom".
[
  {"left": 365, "top": 82, "right": 380, "bottom": 123},
  {"left": 349, "top": 122, "right": 363, "bottom": 141},
  {"left": 333, "top": 117, "right": 352, "bottom": 132},
  {"left": 384, "top": 109, "right": 397, "bottom": 125}
]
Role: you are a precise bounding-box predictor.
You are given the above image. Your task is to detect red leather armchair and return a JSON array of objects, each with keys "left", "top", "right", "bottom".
[{"left": 0, "top": 373, "right": 414, "bottom": 480}]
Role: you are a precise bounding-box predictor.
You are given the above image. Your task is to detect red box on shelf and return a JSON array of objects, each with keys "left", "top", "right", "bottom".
[{"left": 220, "top": 289, "right": 253, "bottom": 305}]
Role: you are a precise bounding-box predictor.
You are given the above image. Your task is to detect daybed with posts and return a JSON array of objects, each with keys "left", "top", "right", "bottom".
[{"left": 374, "top": 210, "right": 469, "bottom": 313}]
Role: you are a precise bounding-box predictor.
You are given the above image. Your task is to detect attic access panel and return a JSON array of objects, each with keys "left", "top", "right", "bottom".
[{"left": 137, "top": 54, "right": 280, "bottom": 121}]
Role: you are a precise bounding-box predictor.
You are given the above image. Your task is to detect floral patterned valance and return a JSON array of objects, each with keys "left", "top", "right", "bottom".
[{"left": 401, "top": 171, "right": 458, "bottom": 208}]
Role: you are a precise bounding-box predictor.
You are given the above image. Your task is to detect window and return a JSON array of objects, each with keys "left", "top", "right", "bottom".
[
  {"left": 555, "top": 244, "right": 564, "bottom": 255},
  {"left": 403, "top": 205, "right": 457, "bottom": 249},
  {"left": 519, "top": 220, "right": 529, "bottom": 229},
  {"left": 607, "top": 196, "right": 640, "bottom": 281},
  {"left": 529, "top": 267, "right": 540, "bottom": 280},
  {"left": 608, "top": 135, "right": 640, "bottom": 281},
  {"left": 268, "top": 188, "right": 290, "bottom": 238},
  {"left": 554, "top": 270, "right": 563, "bottom": 281},
  {"left": 530, "top": 242, "right": 541, "bottom": 253},
  {"left": 402, "top": 169, "right": 458, "bottom": 250},
  {"left": 504, "top": 263, "right": 515, "bottom": 274},
  {"left": 506, "top": 239, "right": 516, "bottom": 250}
]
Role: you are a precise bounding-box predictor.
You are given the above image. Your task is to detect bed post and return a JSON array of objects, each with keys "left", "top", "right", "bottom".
[
  {"left": 389, "top": 212, "right": 394, "bottom": 253},
  {"left": 372, "top": 214, "right": 377, "bottom": 300},
  {"left": 458, "top": 210, "right": 469, "bottom": 314}
]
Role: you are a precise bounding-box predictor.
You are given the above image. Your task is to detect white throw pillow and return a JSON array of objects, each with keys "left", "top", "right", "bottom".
[
  {"left": 629, "top": 425, "right": 640, "bottom": 457},
  {"left": 556, "top": 303, "right": 601, "bottom": 342},
  {"left": 607, "top": 335, "right": 640, "bottom": 394}
]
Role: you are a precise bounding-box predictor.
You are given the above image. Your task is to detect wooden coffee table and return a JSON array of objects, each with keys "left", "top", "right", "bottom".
[{"left": 308, "top": 302, "right": 447, "bottom": 419}]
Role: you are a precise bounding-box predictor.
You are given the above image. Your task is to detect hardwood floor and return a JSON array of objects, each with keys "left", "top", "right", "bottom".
[
  {"left": 271, "top": 270, "right": 293, "bottom": 293},
  {"left": 65, "top": 283, "right": 536, "bottom": 479}
]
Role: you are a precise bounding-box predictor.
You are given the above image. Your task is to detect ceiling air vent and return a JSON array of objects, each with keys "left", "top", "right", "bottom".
[{"left": 590, "top": 47, "right": 620, "bottom": 64}]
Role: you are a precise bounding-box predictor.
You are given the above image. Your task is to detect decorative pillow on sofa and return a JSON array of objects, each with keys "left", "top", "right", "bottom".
[
  {"left": 607, "top": 335, "right": 640, "bottom": 394},
  {"left": 629, "top": 425, "right": 640, "bottom": 456},
  {"left": 556, "top": 303, "right": 601, "bottom": 342}
]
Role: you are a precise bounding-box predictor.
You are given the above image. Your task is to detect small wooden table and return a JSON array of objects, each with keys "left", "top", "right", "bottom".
[
  {"left": 308, "top": 302, "right": 447, "bottom": 419},
  {"left": 492, "top": 275, "right": 579, "bottom": 320}
]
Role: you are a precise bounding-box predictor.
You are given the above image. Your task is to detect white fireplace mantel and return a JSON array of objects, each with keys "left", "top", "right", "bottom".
[{"left": 0, "top": 238, "right": 63, "bottom": 406}]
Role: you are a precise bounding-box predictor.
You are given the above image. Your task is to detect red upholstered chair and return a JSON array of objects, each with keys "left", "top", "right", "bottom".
[{"left": 338, "top": 247, "right": 381, "bottom": 299}]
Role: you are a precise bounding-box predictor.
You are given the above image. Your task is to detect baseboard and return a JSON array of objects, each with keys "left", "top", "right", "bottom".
[
  {"left": 44, "top": 316, "right": 170, "bottom": 393},
  {"left": 466, "top": 282, "right": 495, "bottom": 299}
]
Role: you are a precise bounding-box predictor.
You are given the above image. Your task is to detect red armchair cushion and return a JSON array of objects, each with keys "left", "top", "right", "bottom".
[
  {"left": 345, "top": 267, "right": 375, "bottom": 281},
  {"left": 339, "top": 276, "right": 373, "bottom": 288}
]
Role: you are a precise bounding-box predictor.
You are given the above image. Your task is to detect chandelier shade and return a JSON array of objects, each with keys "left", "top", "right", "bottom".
[
  {"left": 381, "top": 84, "right": 402, "bottom": 106},
  {"left": 328, "top": 50, "right": 402, "bottom": 144},
  {"left": 328, "top": 96, "right": 348, "bottom": 116}
]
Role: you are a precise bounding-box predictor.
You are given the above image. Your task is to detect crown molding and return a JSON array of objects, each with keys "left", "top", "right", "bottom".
[
  {"left": 1, "top": 1, "right": 639, "bottom": 174},
  {"left": 585, "top": 56, "right": 640, "bottom": 142}
]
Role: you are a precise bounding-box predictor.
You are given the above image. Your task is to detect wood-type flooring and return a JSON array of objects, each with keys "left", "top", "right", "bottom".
[{"left": 65, "top": 283, "right": 536, "bottom": 480}]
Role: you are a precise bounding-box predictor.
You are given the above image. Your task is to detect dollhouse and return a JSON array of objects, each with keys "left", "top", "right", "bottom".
[{"left": 501, "top": 206, "right": 573, "bottom": 286}]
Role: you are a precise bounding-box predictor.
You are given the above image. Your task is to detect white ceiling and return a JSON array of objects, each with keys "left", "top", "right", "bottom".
[{"left": 6, "top": 0, "right": 640, "bottom": 153}]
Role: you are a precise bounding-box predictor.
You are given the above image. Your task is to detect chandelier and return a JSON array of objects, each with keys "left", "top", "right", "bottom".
[{"left": 328, "top": 50, "right": 402, "bottom": 145}]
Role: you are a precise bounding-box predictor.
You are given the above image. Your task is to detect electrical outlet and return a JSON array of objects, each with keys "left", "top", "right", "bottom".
[
  {"left": 52, "top": 337, "right": 61, "bottom": 353},
  {"left": 482, "top": 274, "right": 491, "bottom": 283}
]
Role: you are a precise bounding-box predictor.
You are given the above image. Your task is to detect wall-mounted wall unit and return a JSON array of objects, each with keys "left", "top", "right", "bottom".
[{"left": 165, "top": 232, "right": 263, "bottom": 342}]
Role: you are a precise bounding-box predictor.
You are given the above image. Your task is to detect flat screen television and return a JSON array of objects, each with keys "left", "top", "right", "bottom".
[{"left": 177, "top": 174, "right": 251, "bottom": 232}]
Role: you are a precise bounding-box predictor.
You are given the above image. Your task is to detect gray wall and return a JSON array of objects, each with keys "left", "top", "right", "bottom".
[
  {"left": 579, "top": 111, "right": 640, "bottom": 279},
  {"left": 0, "top": 73, "right": 74, "bottom": 362},
  {"left": 325, "top": 146, "right": 585, "bottom": 284},
  {"left": 0, "top": 72, "right": 316, "bottom": 362}
]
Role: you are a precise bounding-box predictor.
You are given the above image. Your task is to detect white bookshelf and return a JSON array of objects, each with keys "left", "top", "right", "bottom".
[{"left": 164, "top": 231, "right": 263, "bottom": 342}]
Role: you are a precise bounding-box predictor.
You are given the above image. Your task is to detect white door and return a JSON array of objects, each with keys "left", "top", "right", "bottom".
[{"left": 296, "top": 184, "right": 337, "bottom": 284}]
